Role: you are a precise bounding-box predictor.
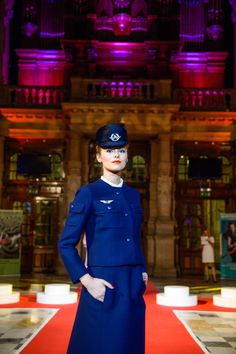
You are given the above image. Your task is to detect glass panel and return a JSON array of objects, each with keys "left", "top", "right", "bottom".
[
  {"left": 221, "top": 156, "right": 231, "bottom": 183},
  {"left": 177, "top": 155, "right": 231, "bottom": 183},
  {"left": 34, "top": 199, "right": 57, "bottom": 246},
  {"left": 13, "top": 200, "right": 32, "bottom": 246},
  {"left": 9, "top": 153, "right": 18, "bottom": 180},
  {"left": 50, "top": 154, "right": 64, "bottom": 180},
  {"left": 181, "top": 203, "right": 202, "bottom": 249},
  {"left": 8, "top": 153, "right": 64, "bottom": 181},
  {"left": 182, "top": 217, "right": 202, "bottom": 249},
  {"left": 90, "top": 159, "right": 101, "bottom": 182},
  {"left": 131, "top": 155, "right": 146, "bottom": 182},
  {"left": 123, "top": 155, "right": 146, "bottom": 183},
  {"left": 177, "top": 155, "right": 188, "bottom": 181}
]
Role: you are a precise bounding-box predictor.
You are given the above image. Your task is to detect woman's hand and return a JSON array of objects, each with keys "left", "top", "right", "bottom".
[
  {"left": 142, "top": 272, "right": 148, "bottom": 286},
  {"left": 80, "top": 273, "right": 114, "bottom": 302}
]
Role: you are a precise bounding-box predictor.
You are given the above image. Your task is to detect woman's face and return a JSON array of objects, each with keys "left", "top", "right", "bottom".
[
  {"left": 229, "top": 223, "right": 236, "bottom": 233},
  {"left": 96, "top": 147, "right": 128, "bottom": 174}
]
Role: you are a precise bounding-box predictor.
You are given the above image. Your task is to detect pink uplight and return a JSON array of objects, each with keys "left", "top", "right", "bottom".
[{"left": 113, "top": 13, "right": 131, "bottom": 35}]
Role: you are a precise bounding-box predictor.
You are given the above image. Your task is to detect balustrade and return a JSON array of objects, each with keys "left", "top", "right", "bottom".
[
  {"left": 174, "top": 88, "right": 231, "bottom": 110},
  {"left": 75, "top": 79, "right": 157, "bottom": 100},
  {"left": 14, "top": 86, "right": 66, "bottom": 107},
  {"left": 0, "top": 86, "right": 67, "bottom": 107},
  {"left": 0, "top": 83, "right": 235, "bottom": 110}
]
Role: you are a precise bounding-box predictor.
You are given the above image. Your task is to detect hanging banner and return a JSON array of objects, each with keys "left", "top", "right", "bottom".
[
  {"left": 220, "top": 213, "right": 236, "bottom": 279},
  {"left": 0, "top": 210, "right": 23, "bottom": 275}
]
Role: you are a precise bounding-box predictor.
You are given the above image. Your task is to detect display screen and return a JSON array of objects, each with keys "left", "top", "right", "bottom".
[
  {"left": 188, "top": 157, "right": 222, "bottom": 179},
  {"left": 17, "top": 154, "right": 51, "bottom": 176}
]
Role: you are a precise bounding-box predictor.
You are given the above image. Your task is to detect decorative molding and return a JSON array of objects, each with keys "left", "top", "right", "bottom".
[
  {"left": 172, "top": 112, "right": 236, "bottom": 125},
  {"left": 2, "top": 113, "right": 64, "bottom": 122}
]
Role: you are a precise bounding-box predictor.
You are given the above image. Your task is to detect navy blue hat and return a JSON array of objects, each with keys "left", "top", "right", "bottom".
[{"left": 95, "top": 124, "right": 128, "bottom": 147}]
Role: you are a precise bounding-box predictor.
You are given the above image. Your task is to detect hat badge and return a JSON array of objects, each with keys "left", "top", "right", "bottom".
[{"left": 109, "top": 133, "right": 121, "bottom": 142}]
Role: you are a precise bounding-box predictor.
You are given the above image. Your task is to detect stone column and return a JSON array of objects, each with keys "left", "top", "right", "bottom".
[
  {"left": 65, "top": 132, "right": 83, "bottom": 208},
  {"left": 2, "top": 0, "right": 15, "bottom": 84},
  {"left": 56, "top": 129, "right": 84, "bottom": 275},
  {"left": 81, "top": 138, "right": 90, "bottom": 185},
  {"left": 153, "top": 133, "right": 176, "bottom": 277},
  {"left": 146, "top": 138, "right": 158, "bottom": 274}
]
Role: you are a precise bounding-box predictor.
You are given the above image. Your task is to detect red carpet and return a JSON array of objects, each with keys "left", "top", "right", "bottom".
[{"left": 1, "top": 283, "right": 236, "bottom": 354}]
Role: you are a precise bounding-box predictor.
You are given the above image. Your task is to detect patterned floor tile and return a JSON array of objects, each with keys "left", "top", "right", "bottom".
[
  {"left": 0, "top": 308, "right": 58, "bottom": 353},
  {"left": 174, "top": 310, "right": 236, "bottom": 354}
]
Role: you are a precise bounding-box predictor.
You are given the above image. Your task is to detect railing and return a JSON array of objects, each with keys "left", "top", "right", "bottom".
[
  {"left": 174, "top": 88, "right": 232, "bottom": 111},
  {"left": 0, "top": 83, "right": 235, "bottom": 110},
  {"left": 71, "top": 78, "right": 172, "bottom": 101},
  {"left": 0, "top": 86, "right": 68, "bottom": 108}
]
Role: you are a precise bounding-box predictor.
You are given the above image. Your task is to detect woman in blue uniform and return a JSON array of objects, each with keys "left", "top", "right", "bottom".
[{"left": 58, "top": 124, "right": 148, "bottom": 354}]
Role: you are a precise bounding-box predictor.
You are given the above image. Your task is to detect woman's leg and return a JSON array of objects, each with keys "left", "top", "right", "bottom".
[
  {"left": 211, "top": 263, "right": 217, "bottom": 282},
  {"left": 204, "top": 263, "right": 209, "bottom": 281}
]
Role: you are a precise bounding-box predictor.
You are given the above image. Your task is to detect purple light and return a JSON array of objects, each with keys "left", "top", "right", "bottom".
[
  {"left": 180, "top": 34, "right": 204, "bottom": 41},
  {"left": 114, "top": 0, "right": 130, "bottom": 8},
  {"left": 207, "top": 25, "right": 224, "bottom": 41},
  {"left": 22, "top": 22, "right": 38, "bottom": 37},
  {"left": 109, "top": 42, "right": 132, "bottom": 46},
  {"left": 40, "top": 32, "right": 65, "bottom": 38},
  {"left": 110, "top": 50, "right": 132, "bottom": 58},
  {"left": 182, "top": 0, "right": 203, "bottom": 5},
  {"left": 113, "top": 13, "right": 131, "bottom": 34}
]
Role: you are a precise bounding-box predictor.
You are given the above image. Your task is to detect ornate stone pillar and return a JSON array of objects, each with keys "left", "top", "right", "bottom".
[
  {"left": 153, "top": 133, "right": 176, "bottom": 277},
  {"left": 56, "top": 129, "right": 84, "bottom": 275},
  {"left": 65, "top": 131, "right": 83, "bottom": 208},
  {"left": 146, "top": 138, "right": 158, "bottom": 274},
  {"left": 2, "top": 0, "right": 15, "bottom": 84}
]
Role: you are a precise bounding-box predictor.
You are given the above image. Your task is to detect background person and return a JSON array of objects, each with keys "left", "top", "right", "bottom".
[
  {"left": 59, "top": 124, "right": 147, "bottom": 354},
  {"left": 200, "top": 228, "right": 217, "bottom": 282},
  {"left": 223, "top": 222, "right": 236, "bottom": 262}
]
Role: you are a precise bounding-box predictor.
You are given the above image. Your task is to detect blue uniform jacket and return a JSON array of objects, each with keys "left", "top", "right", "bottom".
[{"left": 58, "top": 179, "right": 146, "bottom": 284}]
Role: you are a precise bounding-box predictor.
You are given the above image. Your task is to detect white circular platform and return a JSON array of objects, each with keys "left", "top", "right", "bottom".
[
  {"left": 164, "top": 285, "right": 190, "bottom": 297},
  {"left": 44, "top": 284, "right": 70, "bottom": 295},
  {"left": 156, "top": 285, "right": 198, "bottom": 307},
  {"left": 0, "top": 293, "right": 20, "bottom": 304},
  {"left": 36, "top": 283, "right": 78, "bottom": 304},
  {"left": 221, "top": 287, "right": 236, "bottom": 298},
  {"left": 0, "top": 284, "right": 20, "bottom": 304},
  {"left": 0, "top": 284, "right": 13, "bottom": 295},
  {"left": 213, "top": 287, "right": 236, "bottom": 308}
]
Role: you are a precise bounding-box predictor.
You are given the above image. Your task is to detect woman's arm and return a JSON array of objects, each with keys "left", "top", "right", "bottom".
[
  {"left": 80, "top": 273, "right": 114, "bottom": 302},
  {"left": 207, "top": 236, "right": 215, "bottom": 246},
  {"left": 58, "top": 186, "right": 92, "bottom": 283}
]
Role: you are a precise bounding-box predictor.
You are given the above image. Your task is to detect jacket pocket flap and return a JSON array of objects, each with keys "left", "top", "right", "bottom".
[
  {"left": 69, "top": 202, "right": 85, "bottom": 213},
  {"left": 93, "top": 201, "right": 122, "bottom": 214}
]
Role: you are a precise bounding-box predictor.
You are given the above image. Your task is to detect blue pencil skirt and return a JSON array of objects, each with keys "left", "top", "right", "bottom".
[{"left": 67, "top": 265, "right": 146, "bottom": 354}]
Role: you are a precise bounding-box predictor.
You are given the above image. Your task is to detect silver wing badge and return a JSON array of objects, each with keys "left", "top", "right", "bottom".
[{"left": 99, "top": 200, "right": 114, "bottom": 204}]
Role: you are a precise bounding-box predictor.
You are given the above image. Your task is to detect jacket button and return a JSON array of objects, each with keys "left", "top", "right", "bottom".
[
  {"left": 107, "top": 206, "right": 112, "bottom": 210},
  {"left": 126, "top": 238, "right": 131, "bottom": 242},
  {"left": 116, "top": 191, "right": 120, "bottom": 195},
  {"left": 125, "top": 213, "right": 128, "bottom": 216}
]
